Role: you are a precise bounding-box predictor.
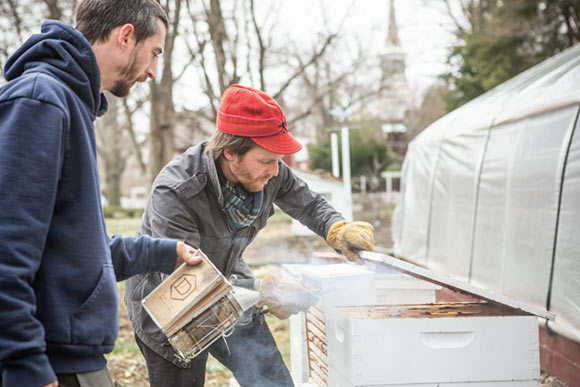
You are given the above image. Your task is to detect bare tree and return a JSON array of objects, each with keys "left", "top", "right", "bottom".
[
  {"left": 95, "top": 94, "right": 133, "bottom": 207},
  {"left": 122, "top": 97, "right": 148, "bottom": 176},
  {"left": 147, "top": 0, "right": 201, "bottom": 183},
  {"left": 1, "top": 0, "right": 419, "bottom": 206},
  {"left": 288, "top": 32, "right": 395, "bottom": 139},
  {"left": 0, "top": 0, "right": 77, "bottom": 76},
  {"left": 182, "top": 0, "right": 352, "bottom": 131},
  {"left": 0, "top": 0, "right": 143, "bottom": 209},
  {"left": 184, "top": 0, "right": 242, "bottom": 117}
]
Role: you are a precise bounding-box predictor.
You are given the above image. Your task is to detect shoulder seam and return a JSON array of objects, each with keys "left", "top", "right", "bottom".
[
  {"left": 0, "top": 95, "right": 68, "bottom": 121},
  {"left": 2, "top": 73, "right": 69, "bottom": 119}
]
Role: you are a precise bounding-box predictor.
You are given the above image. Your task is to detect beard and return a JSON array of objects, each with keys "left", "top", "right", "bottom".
[
  {"left": 241, "top": 178, "right": 270, "bottom": 192},
  {"left": 110, "top": 49, "right": 143, "bottom": 97},
  {"left": 232, "top": 165, "right": 272, "bottom": 192},
  {"left": 222, "top": 154, "right": 275, "bottom": 192},
  {"left": 109, "top": 79, "right": 133, "bottom": 97}
]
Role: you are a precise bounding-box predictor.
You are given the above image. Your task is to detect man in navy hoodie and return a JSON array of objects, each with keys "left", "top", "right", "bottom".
[{"left": 0, "top": 1, "right": 201, "bottom": 387}]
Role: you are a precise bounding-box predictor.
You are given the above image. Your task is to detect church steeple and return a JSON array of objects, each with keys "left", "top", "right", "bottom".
[
  {"left": 375, "top": 0, "right": 412, "bottom": 156},
  {"left": 387, "top": 0, "right": 400, "bottom": 46},
  {"left": 380, "top": 0, "right": 405, "bottom": 78}
]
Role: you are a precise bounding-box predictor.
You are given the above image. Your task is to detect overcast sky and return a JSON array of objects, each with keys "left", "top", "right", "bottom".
[
  {"left": 276, "top": 0, "right": 459, "bottom": 92},
  {"left": 172, "top": 0, "right": 460, "bottom": 111}
]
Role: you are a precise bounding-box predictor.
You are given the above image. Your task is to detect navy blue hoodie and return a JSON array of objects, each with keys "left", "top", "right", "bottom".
[{"left": 0, "top": 21, "right": 178, "bottom": 386}]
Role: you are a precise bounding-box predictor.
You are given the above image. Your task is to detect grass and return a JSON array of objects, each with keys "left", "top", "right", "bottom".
[
  {"left": 266, "top": 314, "right": 291, "bottom": 365},
  {"left": 379, "top": 203, "right": 397, "bottom": 218},
  {"left": 109, "top": 339, "right": 142, "bottom": 357},
  {"left": 267, "top": 209, "right": 292, "bottom": 224},
  {"left": 106, "top": 217, "right": 142, "bottom": 236}
]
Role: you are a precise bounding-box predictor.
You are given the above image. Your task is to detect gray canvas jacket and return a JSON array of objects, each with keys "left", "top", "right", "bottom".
[{"left": 124, "top": 141, "right": 344, "bottom": 365}]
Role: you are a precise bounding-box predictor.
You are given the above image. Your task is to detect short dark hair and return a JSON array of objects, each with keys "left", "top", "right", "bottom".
[
  {"left": 205, "top": 130, "right": 257, "bottom": 160},
  {"left": 75, "top": 0, "right": 168, "bottom": 44}
]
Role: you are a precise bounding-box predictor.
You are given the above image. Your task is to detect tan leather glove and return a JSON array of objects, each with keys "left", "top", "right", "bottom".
[
  {"left": 258, "top": 273, "right": 318, "bottom": 320},
  {"left": 326, "top": 220, "right": 375, "bottom": 262}
]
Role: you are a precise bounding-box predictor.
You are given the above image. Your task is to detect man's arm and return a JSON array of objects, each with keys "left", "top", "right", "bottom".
[
  {"left": 110, "top": 234, "right": 200, "bottom": 281},
  {"left": 0, "top": 99, "right": 65, "bottom": 387},
  {"left": 109, "top": 234, "right": 179, "bottom": 281},
  {"left": 274, "top": 162, "right": 344, "bottom": 238},
  {"left": 273, "top": 162, "right": 374, "bottom": 261}
]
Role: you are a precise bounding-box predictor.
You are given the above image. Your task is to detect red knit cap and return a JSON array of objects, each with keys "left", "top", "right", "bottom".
[{"left": 216, "top": 85, "right": 302, "bottom": 155}]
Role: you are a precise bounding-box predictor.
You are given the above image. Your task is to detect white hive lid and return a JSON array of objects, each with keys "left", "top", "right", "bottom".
[{"left": 359, "top": 251, "right": 556, "bottom": 321}]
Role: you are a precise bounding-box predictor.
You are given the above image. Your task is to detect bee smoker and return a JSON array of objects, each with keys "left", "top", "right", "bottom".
[{"left": 142, "top": 250, "right": 261, "bottom": 361}]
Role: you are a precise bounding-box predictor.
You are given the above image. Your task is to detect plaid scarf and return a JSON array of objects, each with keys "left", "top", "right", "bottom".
[{"left": 217, "top": 168, "right": 263, "bottom": 229}]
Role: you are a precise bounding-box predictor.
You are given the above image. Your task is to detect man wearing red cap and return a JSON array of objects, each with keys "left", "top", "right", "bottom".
[{"left": 124, "top": 84, "right": 374, "bottom": 386}]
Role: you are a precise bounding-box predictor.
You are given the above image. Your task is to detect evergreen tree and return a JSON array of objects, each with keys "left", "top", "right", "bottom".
[
  {"left": 444, "top": 0, "right": 580, "bottom": 112},
  {"left": 308, "top": 124, "right": 394, "bottom": 180}
]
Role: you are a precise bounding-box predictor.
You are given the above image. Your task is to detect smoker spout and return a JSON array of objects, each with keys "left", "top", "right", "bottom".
[{"left": 231, "top": 286, "right": 262, "bottom": 312}]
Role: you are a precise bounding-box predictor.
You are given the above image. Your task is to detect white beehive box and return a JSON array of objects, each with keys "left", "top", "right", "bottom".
[
  {"left": 283, "top": 263, "right": 377, "bottom": 307},
  {"left": 283, "top": 263, "right": 441, "bottom": 386},
  {"left": 325, "top": 303, "right": 541, "bottom": 386},
  {"left": 328, "top": 364, "right": 540, "bottom": 387},
  {"left": 290, "top": 312, "right": 310, "bottom": 384},
  {"left": 283, "top": 263, "right": 440, "bottom": 310},
  {"left": 319, "top": 252, "right": 557, "bottom": 387},
  {"left": 286, "top": 253, "right": 556, "bottom": 387},
  {"left": 284, "top": 263, "right": 376, "bottom": 386},
  {"left": 374, "top": 273, "right": 440, "bottom": 304}
]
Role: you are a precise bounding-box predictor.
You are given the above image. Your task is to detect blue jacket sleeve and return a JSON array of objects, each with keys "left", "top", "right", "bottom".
[
  {"left": 109, "top": 234, "right": 178, "bottom": 281},
  {"left": 0, "top": 99, "right": 64, "bottom": 386}
]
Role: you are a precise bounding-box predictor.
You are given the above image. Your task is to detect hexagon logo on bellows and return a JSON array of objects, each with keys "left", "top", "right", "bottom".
[{"left": 170, "top": 274, "right": 197, "bottom": 300}]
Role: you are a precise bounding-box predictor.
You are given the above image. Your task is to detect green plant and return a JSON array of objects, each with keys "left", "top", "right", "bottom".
[
  {"left": 105, "top": 218, "right": 141, "bottom": 237},
  {"left": 267, "top": 209, "right": 292, "bottom": 224},
  {"left": 308, "top": 123, "right": 394, "bottom": 179}
]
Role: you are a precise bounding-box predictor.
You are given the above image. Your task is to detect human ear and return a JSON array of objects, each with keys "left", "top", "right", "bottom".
[
  {"left": 116, "top": 23, "right": 135, "bottom": 50},
  {"left": 223, "top": 148, "right": 235, "bottom": 161}
]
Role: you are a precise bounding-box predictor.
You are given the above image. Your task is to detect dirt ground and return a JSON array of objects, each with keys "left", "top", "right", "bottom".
[{"left": 106, "top": 197, "right": 568, "bottom": 386}]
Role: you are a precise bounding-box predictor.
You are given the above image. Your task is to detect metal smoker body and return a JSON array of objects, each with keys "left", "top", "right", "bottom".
[{"left": 142, "top": 250, "right": 260, "bottom": 361}]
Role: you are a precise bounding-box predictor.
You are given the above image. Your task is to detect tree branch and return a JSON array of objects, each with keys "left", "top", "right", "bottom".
[
  {"left": 250, "top": 0, "right": 266, "bottom": 90},
  {"left": 207, "top": 0, "right": 229, "bottom": 92},
  {"left": 122, "top": 98, "right": 147, "bottom": 175},
  {"left": 42, "top": 0, "right": 63, "bottom": 20},
  {"left": 272, "top": 32, "right": 337, "bottom": 100},
  {"left": 444, "top": 0, "right": 466, "bottom": 34},
  {"left": 186, "top": 0, "right": 219, "bottom": 117},
  {"left": 6, "top": 0, "right": 24, "bottom": 41}
]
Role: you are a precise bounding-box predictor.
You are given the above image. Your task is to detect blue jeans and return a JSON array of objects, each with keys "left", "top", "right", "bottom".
[{"left": 136, "top": 312, "right": 294, "bottom": 387}]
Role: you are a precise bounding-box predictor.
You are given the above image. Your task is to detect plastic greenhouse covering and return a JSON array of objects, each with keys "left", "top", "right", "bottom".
[{"left": 392, "top": 43, "right": 580, "bottom": 343}]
